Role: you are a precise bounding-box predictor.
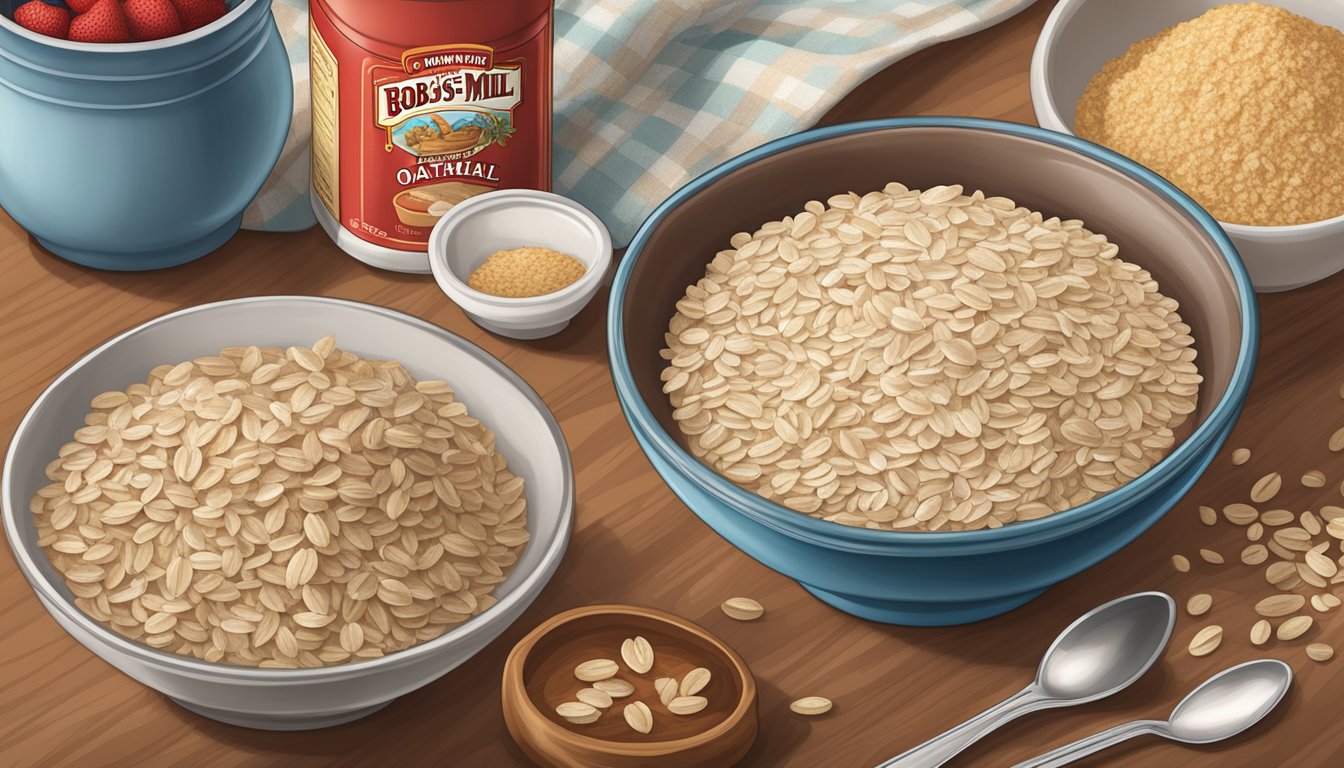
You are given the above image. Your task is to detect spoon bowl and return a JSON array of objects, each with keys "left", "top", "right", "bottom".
[
  {"left": 1015, "top": 659, "right": 1293, "bottom": 767},
  {"left": 1167, "top": 660, "right": 1293, "bottom": 744},
  {"left": 881, "top": 592, "right": 1177, "bottom": 767},
  {"left": 1037, "top": 592, "right": 1176, "bottom": 701}
]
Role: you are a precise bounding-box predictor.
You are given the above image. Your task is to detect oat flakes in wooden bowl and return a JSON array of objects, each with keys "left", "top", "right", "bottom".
[
  {"left": 502, "top": 604, "right": 757, "bottom": 768},
  {"left": 2, "top": 297, "right": 573, "bottom": 730},
  {"left": 608, "top": 117, "right": 1257, "bottom": 626}
]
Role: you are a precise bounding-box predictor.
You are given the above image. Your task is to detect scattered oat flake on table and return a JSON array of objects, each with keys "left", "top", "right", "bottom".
[
  {"left": 1303, "top": 470, "right": 1327, "bottom": 488},
  {"left": 1188, "top": 626, "right": 1223, "bottom": 657},
  {"left": 1263, "top": 562, "right": 1295, "bottom": 591},
  {"left": 1246, "top": 523, "right": 1264, "bottom": 542},
  {"left": 1269, "top": 542, "right": 1296, "bottom": 564},
  {"left": 1277, "top": 615, "right": 1314, "bottom": 641},
  {"left": 1298, "top": 562, "right": 1329, "bottom": 589},
  {"left": 1172, "top": 554, "right": 1191, "bottom": 573},
  {"left": 1260, "top": 509, "right": 1294, "bottom": 526},
  {"left": 1255, "top": 594, "right": 1305, "bottom": 618},
  {"left": 790, "top": 697, "right": 833, "bottom": 716},
  {"left": 1187, "top": 594, "right": 1213, "bottom": 616},
  {"left": 1224, "top": 504, "right": 1259, "bottom": 525},
  {"left": 1198, "top": 505, "right": 1218, "bottom": 526},
  {"left": 1307, "top": 549, "right": 1339, "bottom": 579},
  {"left": 1251, "top": 472, "right": 1283, "bottom": 503},
  {"left": 1231, "top": 448, "right": 1252, "bottom": 465},
  {"left": 1251, "top": 620, "right": 1272, "bottom": 646},
  {"left": 721, "top": 597, "right": 764, "bottom": 621},
  {"left": 1241, "top": 545, "right": 1268, "bottom": 565},
  {"left": 1199, "top": 548, "right": 1224, "bottom": 565},
  {"left": 1302, "top": 511, "right": 1322, "bottom": 535},
  {"left": 1330, "top": 427, "right": 1344, "bottom": 452},
  {"left": 1308, "top": 643, "right": 1335, "bottom": 662},
  {"left": 1272, "top": 527, "right": 1312, "bottom": 552}
]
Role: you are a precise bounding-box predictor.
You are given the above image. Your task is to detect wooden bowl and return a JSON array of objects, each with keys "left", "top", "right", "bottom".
[{"left": 502, "top": 605, "right": 758, "bottom": 767}]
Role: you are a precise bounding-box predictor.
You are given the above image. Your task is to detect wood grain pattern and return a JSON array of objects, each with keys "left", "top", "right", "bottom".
[{"left": 2, "top": 1, "right": 1341, "bottom": 765}]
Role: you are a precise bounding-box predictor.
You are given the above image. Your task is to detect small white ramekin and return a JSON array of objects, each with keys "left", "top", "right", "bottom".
[
  {"left": 1030, "top": 0, "right": 1344, "bottom": 292},
  {"left": 428, "top": 190, "right": 613, "bottom": 339}
]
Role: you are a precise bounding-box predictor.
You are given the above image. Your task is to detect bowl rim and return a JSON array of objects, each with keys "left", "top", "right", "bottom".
[
  {"left": 1029, "top": 0, "right": 1344, "bottom": 235},
  {"left": 0, "top": 0, "right": 255, "bottom": 54},
  {"left": 428, "top": 189, "right": 614, "bottom": 311},
  {"left": 2, "top": 295, "right": 574, "bottom": 681},
  {"left": 501, "top": 603, "right": 757, "bottom": 754},
  {"left": 607, "top": 116, "right": 1258, "bottom": 550}
]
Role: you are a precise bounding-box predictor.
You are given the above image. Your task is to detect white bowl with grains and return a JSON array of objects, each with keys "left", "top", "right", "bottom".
[
  {"left": 1031, "top": 0, "right": 1344, "bottom": 292},
  {"left": 428, "top": 189, "right": 614, "bottom": 339},
  {"left": 1, "top": 296, "right": 573, "bottom": 730}
]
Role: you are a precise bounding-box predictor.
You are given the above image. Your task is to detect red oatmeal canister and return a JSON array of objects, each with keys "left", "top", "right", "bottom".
[{"left": 309, "top": 0, "right": 553, "bottom": 273}]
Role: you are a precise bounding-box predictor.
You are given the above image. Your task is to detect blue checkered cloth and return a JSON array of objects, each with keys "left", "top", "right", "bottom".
[
  {"left": 552, "top": 0, "right": 1034, "bottom": 247},
  {"left": 246, "top": 0, "right": 1035, "bottom": 245}
]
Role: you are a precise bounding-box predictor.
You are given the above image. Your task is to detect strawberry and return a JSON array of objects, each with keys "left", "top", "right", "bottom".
[
  {"left": 14, "top": 0, "right": 71, "bottom": 39},
  {"left": 67, "top": 0, "right": 98, "bottom": 13},
  {"left": 124, "top": 0, "right": 182, "bottom": 41},
  {"left": 67, "top": 0, "right": 131, "bottom": 42},
  {"left": 169, "top": 0, "right": 226, "bottom": 32}
]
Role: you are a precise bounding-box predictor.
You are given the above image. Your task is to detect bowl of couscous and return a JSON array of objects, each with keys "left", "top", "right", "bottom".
[
  {"left": 1031, "top": 0, "right": 1344, "bottom": 292},
  {"left": 428, "top": 190, "right": 614, "bottom": 339}
]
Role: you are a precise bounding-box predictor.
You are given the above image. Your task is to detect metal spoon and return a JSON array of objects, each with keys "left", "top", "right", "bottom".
[
  {"left": 879, "top": 592, "right": 1176, "bottom": 768},
  {"left": 1014, "top": 659, "right": 1292, "bottom": 767}
]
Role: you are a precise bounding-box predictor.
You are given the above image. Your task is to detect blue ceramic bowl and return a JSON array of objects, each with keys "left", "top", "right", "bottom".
[
  {"left": 608, "top": 118, "right": 1258, "bottom": 626},
  {"left": 0, "top": 0, "right": 290, "bottom": 270}
]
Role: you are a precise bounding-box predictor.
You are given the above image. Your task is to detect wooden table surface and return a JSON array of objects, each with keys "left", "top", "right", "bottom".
[{"left": 2, "top": 2, "right": 1341, "bottom": 766}]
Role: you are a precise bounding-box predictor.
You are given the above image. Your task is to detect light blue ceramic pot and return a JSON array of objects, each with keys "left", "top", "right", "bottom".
[
  {"left": 608, "top": 118, "right": 1259, "bottom": 626},
  {"left": 0, "top": 0, "right": 291, "bottom": 269}
]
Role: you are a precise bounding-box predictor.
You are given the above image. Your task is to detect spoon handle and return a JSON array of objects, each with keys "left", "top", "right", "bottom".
[
  {"left": 1012, "top": 720, "right": 1164, "bottom": 768},
  {"left": 878, "top": 686, "right": 1053, "bottom": 768}
]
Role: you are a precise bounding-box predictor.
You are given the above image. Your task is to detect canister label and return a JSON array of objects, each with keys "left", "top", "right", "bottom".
[{"left": 310, "top": 14, "right": 551, "bottom": 255}]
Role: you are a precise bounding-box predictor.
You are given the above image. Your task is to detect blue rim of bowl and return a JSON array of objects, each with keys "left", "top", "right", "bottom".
[
  {"left": 608, "top": 116, "right": 1259, "bottom": 553},
  {"left": 2, "top": 296, "right": 574, "bottom": 681}
]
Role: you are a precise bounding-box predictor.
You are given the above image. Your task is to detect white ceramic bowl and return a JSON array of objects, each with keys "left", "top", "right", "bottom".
[
  {"left": 1031, "top": 0, "right": 1344, "bottom": 292},
  {"left": 1, "top": 296, "right": 573, "bottom": 730},
  {"left": 428, "top": 190, "right": 613, "bottom": 339}
]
